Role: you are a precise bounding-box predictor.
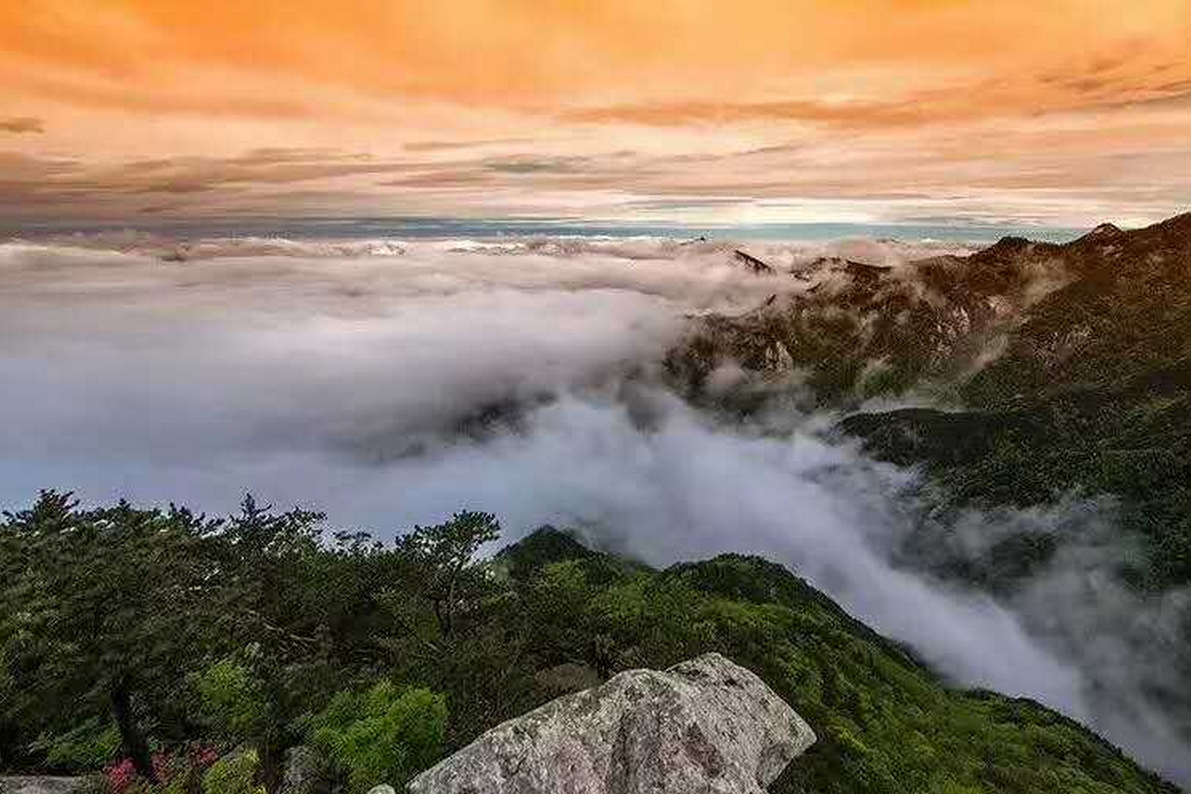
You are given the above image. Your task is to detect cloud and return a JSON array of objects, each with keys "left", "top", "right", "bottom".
[
  {"left": 1, "top": 7, "right": 1190, "bottom": 227},
  {"left": 2, "top": 136, "right": 1188, "bottom": 228},
  {"left": 560, "top": 43, "right": 1191, "bottom": 131},
  {"left": 0, "top": 116, "right": 43, "bottom": 134},
  {"left": 3, "top": 11, "right": 1191, "bottom": 227},
  {"left": 404, "top": 138, "right": 532, "bottom": 152},
  {"left": 484, "top": 155, "right": 596, "bottom": 174},
  {"left": 0, "top": 149, "right": 425, "bottom": 221},
  {"left": 562, "top": 99, "right": 936, "bottom": 128},
  {"left": 4, "top": 0, "right": 1189, "bottom": 112}
]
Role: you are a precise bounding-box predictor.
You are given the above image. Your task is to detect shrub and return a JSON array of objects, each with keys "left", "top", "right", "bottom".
[
  {"left": 106, "top": 758, "right": 140, "bottom": 794},
  {"left": 196, "top": 659, "right": 266, "bottom": 739},
  {"left": 308, "top": 683, "right": 447, "bottom": 792},
  {"left": 34, "top": 718, "right": 122, "bottom": 772},
  {"left": 105, "top": 748, "right": 210, "bottom": 794},
  {"left": 202, "top": 750, "right": 265, "bottom": 794},
  {"left": 154, "top": 744, "right": 221, "bottom": 794}
]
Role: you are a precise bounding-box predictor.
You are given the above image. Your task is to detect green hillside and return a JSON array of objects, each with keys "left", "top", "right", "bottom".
[
  {"left": 842, "top": 214, "right": 1191, "bottom": 588},
  {"left": 1, "top": 497, "right": 1176, "bottom": 794}
]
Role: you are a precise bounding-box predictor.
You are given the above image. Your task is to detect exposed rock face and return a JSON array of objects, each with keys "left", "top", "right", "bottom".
[
  {"left": 277, "top": 746, "right": 330, "bottom": 794},
  {"left": 762, "top": 341, "right": 795, "bottom": 372},
  {"left": 0, "top": 778, "right": 87, "bottom": 794},
  {"left": 732, "top": 249, "right": 776, "bottom": 275},
  {"left": 671, "top": 214, "right": 1191, "bottom": 407},
  {"left": 407, "top": 652, "right": 814, "bottom": 794},
  {"left": 667, "top": 228, "right": 1075, "bottom": 403}
]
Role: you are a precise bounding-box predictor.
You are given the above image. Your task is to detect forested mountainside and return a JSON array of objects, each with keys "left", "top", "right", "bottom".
[
  {"left": 0, "top": 497, "right": 1177, "bottom": 794},
  {"left": 669, "top": 213, "right": 1191, "bottom": 589},
  {"left": 661, "top": 214, "right": 1191, "bottom": 792}
]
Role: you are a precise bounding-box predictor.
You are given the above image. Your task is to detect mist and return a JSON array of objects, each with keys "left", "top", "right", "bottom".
[{"left": 0, "top": 234, "right": 1186, "bottom": 785}]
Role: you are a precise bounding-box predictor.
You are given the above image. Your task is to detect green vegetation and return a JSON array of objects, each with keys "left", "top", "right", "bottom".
[
  {"left": 0, "top": 492, "right": 223, "bottom": 781},
  {"left": 671, "top": 215, "right": 1191, "bottom": 593},
  {"left": 842, "top": 218, "right": 1191, "bottom": 589},
  {"left": 195, "top": 660, "right": 267, "bottom": 743},
  {"left": 307, "top": 684, "right": 446, "bottom": 792},
  {"left": 1, "top": 493, "right": 1171, "bottom": 793},
  {"left": 31, "top": 719, "right": 122, "bottom": 773},
  {"left": 606, "top": 555, "right": 1175, "bottom": 794},
  {"left": 202, "top": 751, "right": 265, "bottom": 794}
]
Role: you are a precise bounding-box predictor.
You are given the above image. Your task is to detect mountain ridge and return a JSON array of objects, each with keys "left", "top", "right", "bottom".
[
  {"left": 492, "top": 527, "right": 1181, "bottom": 793},
  {"left": 662, "top": 211, "right": 1191, "bottom": 787}
]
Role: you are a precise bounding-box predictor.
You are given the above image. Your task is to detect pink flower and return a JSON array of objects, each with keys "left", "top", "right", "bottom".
[
  {"left": 190, "top": 743, "right": 219, "bottom": 769},
  {"left": 104, "top": 758, "right": 138, "bottom": 794},
  {"left": 105, "top": 751, "right": 177, "bottom": 793},
  {"left": 150, "top": 751, "right": 174, "bottom": 783}
]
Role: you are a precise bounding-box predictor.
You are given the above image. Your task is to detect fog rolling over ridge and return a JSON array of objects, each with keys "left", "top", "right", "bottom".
[{"left": 0, "top": 234, "right": 1187, "bottom": 784}]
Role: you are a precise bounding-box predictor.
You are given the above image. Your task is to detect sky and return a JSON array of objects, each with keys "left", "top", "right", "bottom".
[{"left": 2, "top": 0, "right": 1190, "bottom": 227}]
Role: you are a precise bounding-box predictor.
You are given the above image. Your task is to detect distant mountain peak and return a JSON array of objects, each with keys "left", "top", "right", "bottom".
[
  {"left": 1087, "top": 222, "right": 1123, "bottom": 238},
  {"left": 978, "top": 235, "right": 1037, "bottom": 258}
]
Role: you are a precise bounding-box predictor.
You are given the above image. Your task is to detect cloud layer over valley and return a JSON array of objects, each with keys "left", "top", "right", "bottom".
[{"left": 0, "top": 235, "right": 1186, "bottom": 784}]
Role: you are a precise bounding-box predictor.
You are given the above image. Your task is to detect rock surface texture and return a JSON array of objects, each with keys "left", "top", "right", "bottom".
[
  {"left": 0, "top": 779, "right": 86, "bottom": 794},
  {"left": 277, "top": 745, "right": 330, "bottom": 794},
  {"left": 406, "top": 652, "right": 814, "bottom": 794}
]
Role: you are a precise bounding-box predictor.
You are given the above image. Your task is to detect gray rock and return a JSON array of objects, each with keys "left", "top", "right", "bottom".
[
  {"left": 0, "top": 778, "right": 87, "bottom": 794},
  {"left": 278, "top": 746, "right": 330, "bottom": 794},
  {"left": 365, "top": 786, "right": 396, "bottom": 794},
  {"left": 762, "top": 341, "right": 795, "bottom": 372},
  {"left": 407, "top": 652, "right": 814, "bottom": 794}
]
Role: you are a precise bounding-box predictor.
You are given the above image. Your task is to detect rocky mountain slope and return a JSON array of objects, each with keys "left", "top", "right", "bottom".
[
  {"left": 667, "top": 230, "right": 1077, "bottom": 403},
  {"left": 492, "top": 528, "right": 1178, "bottom": 793},
  {"left": 846, "top": 214, "right": 1191, "bottom": 588},
  {"left": 668, "top": 213, "right": 1191, "bottom": 588},
  {"left": 662, "top": 214, "right": 1191, "bottom": 790}
]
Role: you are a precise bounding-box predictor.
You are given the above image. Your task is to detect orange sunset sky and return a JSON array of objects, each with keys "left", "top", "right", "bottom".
[{"left": 2, "top": 0, "right": 1190, "bottom": 227}]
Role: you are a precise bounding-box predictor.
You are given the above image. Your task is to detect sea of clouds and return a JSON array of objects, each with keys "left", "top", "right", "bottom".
[{"left": 0, "top": 234, "right": 1186, "bottom": 784}]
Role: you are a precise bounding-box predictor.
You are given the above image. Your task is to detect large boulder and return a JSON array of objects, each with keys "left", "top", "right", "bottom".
[{"left": 407, "top": 652, "right": 814, "bottom": 794}]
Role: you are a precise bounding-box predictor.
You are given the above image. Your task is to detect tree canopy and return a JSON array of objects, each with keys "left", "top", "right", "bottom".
[{"left": 0, "top": 493, "right": 1178, "bottom": 794}]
